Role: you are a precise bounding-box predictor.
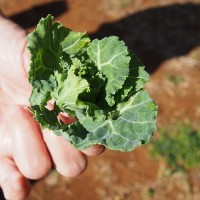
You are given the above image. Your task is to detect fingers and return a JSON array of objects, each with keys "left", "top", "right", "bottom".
[
  {"left": 81, "top": 145, "right": 106, "bottom": 156},
  {"left": 11, "top": 106, "right": 51, "bottom": 180},
  {"left": 0, "top": 157, "right": 30, "bottom": 200},
  {"left": 7, "top": 105, "right": 105, "bottom": 183},
  {"left": 43, "top": 129, "right": 87, "bottom": 178}
]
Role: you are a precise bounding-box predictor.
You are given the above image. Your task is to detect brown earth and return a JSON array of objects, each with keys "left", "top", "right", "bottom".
[{"left": 1, "top": 0, "right": 200, "bottom": 199}]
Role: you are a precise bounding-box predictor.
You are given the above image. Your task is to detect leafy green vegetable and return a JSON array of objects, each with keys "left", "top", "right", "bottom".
[{"left": 27, "top": 15, "right": 157, "bottom": 151}]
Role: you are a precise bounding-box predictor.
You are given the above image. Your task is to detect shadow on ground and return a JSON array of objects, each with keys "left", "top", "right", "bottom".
[
  {"left": 8, "top": 0, "right": 67, "bottom": 29},
  {"left": 91, "top": 3, "right": 200, "bottom": 73}
]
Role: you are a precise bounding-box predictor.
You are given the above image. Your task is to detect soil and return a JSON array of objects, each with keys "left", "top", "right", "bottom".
[{"left": 0, "top": 0, "right": 200, "bottom": 199}]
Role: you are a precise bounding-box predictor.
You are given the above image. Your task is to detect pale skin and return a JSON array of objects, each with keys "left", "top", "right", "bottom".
[{"left": 0, "top": 15, "right": 105, "bottom": 199}]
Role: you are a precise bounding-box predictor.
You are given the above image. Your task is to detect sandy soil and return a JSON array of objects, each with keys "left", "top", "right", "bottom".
[{"left": 1, "top": 0, "right": 200, "bottom": 199}]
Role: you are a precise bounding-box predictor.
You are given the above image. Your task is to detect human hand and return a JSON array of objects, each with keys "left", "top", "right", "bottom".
[{"left": 0, "top": 16, "right": 105, "bottom": 200}]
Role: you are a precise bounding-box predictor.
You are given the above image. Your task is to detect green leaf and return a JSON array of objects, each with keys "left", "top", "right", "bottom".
[
  {"left": 116, "top": 52, "right": 150, "bottom": 102},
  {"left": 27, "top": 15, "right": 90, "bottom": 84},
  {"left": 75, "top": 90, "right": 157, "bottom": 151},
  {"left": 52, "top": 68, "right": 90, "bottom": 110},
  {"left": 27, "top": 15, "right": 63, "bottom": 83},
  {"left": 62, "top": 31, "right": 90, "bottom": 55},
  {"left": 87, "top": 36, "right": 130, "bottom": 106},
  {"left": 29, "top": 75, "right": 56, "bottom": 109},
  {"left": 28, "top": 15, "right": 158, "bottom": 152}
]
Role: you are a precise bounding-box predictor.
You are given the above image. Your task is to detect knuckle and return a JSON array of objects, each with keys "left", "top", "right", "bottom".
[
  {"left": 57, "top": 159, "right": 87, "bottom": 178},
  {"left": 21, "top": 157, "right": 51, "bottom": 180}
]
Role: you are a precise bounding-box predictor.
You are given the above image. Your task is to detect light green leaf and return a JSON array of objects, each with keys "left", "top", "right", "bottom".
[
  {"left": 29, "top": 75, "right": 56, "bottom": 109},
  {"left": 62, "top": 31, "right": 90, "bottom": 55},
  {"left": 75, "top": 90, "right": 157, "bottom": 151},
  {"left": 27, "top": 15, "right": 90, "bottom": 84},
  {"left": 27, "top": 15, "right": 63, "bottom": 83},
  {"left": 28, "top": 15, "right": 158, "bottom": 152},
  {"left": 87, "top": 36, "right": 130, "bottom": 106},
  {"left": 53, "top": 68, "right": 90, "bottom": 109}
]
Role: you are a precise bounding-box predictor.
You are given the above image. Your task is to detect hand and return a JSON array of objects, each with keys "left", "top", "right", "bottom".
[{"left": 0, "top": 16, "right": 105, "bottom": 200}]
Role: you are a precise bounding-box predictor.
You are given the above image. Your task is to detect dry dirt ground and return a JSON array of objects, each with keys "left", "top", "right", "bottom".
[{"left": 1, "top": 0, "right": 200, "bottom": 199}]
